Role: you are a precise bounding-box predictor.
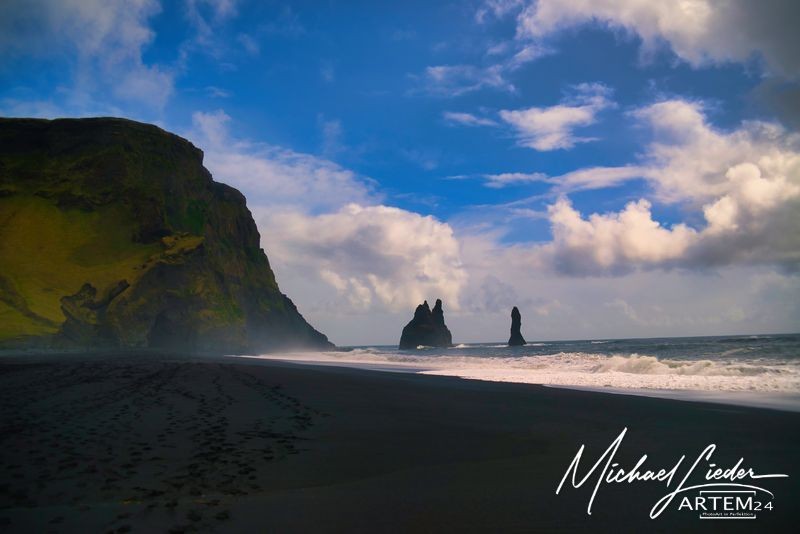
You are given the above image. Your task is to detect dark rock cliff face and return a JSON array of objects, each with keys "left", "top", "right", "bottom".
[
  {"left": 508, "top": 306, "right": 526, "bottom": 346},
  {"left": 0, "top": 117, "right": 333, "bottom": 353},
  {"left": 399, "top": 299, "right": 453, "bottom": 349}
]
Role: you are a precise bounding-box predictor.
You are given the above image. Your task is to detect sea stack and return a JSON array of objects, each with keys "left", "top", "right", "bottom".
[
  {"left": 399, "top": 299, "right": 453, "bottom": 349},
  {"left": 508, "top": 306, "right": 526, "bottom": 346}
]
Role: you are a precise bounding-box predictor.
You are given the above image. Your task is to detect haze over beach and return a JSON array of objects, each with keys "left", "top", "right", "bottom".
[{"left": 1, "top": 0, "right": 799, "bottom": 532}]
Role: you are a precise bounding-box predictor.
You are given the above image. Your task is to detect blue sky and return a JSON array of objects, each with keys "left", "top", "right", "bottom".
[{"left": 2, "top": 1, "right": 799, "bottom": 344}]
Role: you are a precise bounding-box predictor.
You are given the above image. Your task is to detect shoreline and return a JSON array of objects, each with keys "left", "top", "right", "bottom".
[
  {"left": 230, "top": 353, "right": 800, "bottom": 413},
  {"left": 1, "top": 352, "right": 798, "bottom": 532},
  {"left": 543, "top": 383, "right": 800, "bottom": 413}
]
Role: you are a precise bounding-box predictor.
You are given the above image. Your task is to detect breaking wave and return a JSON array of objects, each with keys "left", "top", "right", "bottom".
[{"left": 238, "top": 349, "right": 800, "bottom": 395}]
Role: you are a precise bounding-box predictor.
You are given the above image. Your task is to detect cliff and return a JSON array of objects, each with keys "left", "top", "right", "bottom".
[
  {"left": 508, "top": 306, "right": 526, "bottom": 346},
  {"left": 0, "top": 117, "right": 333, "bottom": 353},
  {"left": 398, "top": 299, "right": 453, "bottom": 349}
]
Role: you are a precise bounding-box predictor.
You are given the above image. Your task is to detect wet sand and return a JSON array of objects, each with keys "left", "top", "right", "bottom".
[{"left": 1, "top": 352, "right": 798, "bottom": 533}]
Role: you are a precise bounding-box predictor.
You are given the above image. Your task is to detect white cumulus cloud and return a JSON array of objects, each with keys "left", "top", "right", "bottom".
[
  {"left": 188, "top": 110, "right": 467, "bottom": 318},
  {"left": 499, "top": 82, "right": 612, "bottom": 150},
  {"left": 634, "top": 100, "right": 800, "bottom": 204},
  {"left": 260, "top": 205, "right": 467, "bottom": 311},
  {"left": 515, "top": 0, "right": 800, "bottom": 78},
  {"left": 0, "top": 0, "right": 174, "bottom": 109},
  {"left": 542, "top": 197, "right": 697, "bottom": 275},
  {"left": 191, "top": 110, "right": 375, "bottom": 212},
  {"left": 533, "top": 99, "right": 800, "bottom": 274}
]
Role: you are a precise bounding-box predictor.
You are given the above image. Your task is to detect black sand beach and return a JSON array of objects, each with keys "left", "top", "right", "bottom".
[{"left": 1, "top": 352, "right": 797, "bottom": 533}]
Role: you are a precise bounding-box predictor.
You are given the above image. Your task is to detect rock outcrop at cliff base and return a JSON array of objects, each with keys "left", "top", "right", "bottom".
[{"left": 0, "top": 117, "right": 333, "bottom": 353}]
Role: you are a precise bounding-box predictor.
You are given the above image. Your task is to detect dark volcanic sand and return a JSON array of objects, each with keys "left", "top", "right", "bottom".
[{"left": 0, "top": 352, "right": 797, "bottom": 533}]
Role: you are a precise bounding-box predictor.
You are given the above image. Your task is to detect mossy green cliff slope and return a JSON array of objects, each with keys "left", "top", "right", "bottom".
[{"left": 0, "top": 117, "right": 333, "bottom": 352}]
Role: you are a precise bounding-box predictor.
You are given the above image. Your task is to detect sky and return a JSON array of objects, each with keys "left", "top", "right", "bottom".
[{"left": 1, "top": 0, "right": 799, "bottom": 345}]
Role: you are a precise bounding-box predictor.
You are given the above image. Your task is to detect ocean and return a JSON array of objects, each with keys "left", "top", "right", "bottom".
[{"left": 240, "top": 333, "right": 800, "bottom": 411}]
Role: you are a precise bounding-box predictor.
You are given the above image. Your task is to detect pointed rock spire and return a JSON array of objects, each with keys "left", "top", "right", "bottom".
[{"left": 508, "top": 306, "right": 526, "bottom": 346}]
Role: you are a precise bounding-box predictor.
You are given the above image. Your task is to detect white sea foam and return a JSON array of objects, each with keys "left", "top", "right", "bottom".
[{"left": 236, "top": 349, "right": 800, "bottom": 398}]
